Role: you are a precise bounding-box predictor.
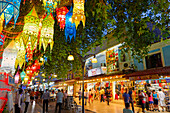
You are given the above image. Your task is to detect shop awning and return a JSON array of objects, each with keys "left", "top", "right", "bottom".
[{"left": 125, "top": 66, "right": 170, "bottom": 78}]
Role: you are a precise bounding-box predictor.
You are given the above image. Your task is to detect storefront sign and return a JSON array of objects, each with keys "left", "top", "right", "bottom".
[
  {"left": 129, "top": 75, "right": 159, "bottom": 81},
  {"left": 88, "top": 67, "right": 102, "bottom": 77},
  {"left": 101, "top": 67, "right": 107, "bottom": 74}
]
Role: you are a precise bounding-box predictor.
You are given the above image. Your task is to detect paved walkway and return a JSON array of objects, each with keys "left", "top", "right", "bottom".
[
  {"left": 75, "top": 98, "right": 169, "bottom": 113},
  {"left": 25, "top": 99, "right": 169, "bottom": 113}
]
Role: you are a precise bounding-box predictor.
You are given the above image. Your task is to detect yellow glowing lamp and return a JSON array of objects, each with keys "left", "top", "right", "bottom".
[
  {"left": 72, "top": 0, "right": 85, "bottom": 29},
  {"left": 67, "top": 54, "right": 74, "bottom": 61},
  {"left": 24, "top": 76, "right": 29, "bottom": 84}
]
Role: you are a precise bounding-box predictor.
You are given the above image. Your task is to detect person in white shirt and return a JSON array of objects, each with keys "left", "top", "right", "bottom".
[
  {"left": 78, "top": 89, "right": 82, "bottom": 104},
  {"left": 158, "top": 89, "right": 166, "bottom": 112},
  {"left": 18, "top": 89, "right": 24, "bottom": 113},
  {"left": 84, "top": 90, "right": 88, "bottom": 105},
  {"left": 55, "top": 89, "right": 64, "bottom": 113},
  {"left": 24, "top": 90, "right": 30, "bottom": 113}
]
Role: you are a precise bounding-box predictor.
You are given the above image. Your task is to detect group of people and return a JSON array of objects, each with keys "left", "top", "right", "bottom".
[
  {"left": 78, "top": 87, "right": 111, "bottom": 106},
  {"left": 123, "top": 88, "right": 169, "bottom": 113},
  {"left": 14, "top": 88, "right": 68, "bottom": 113}
]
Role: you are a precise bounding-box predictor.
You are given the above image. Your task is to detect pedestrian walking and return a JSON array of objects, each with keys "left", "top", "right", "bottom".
[
  {"left": 18, "top": 89, "right": 24, "bottom": 113},
  {"left": 84, "top": 90, "right": 88, "bottom": 105},
  {"left": 55, "top": 89, "right": 64, "bottom": 113},
  {"left": 158, "top": 89, "right": 166, "bottom": 112},
  {"left": 148, "top": 91, "right": 154, "bottom": 111},
  {"left": 42, "top": 89, "right": 50, "bottom": 113},
  {"left": 24, "top": 90, "right": 30, "bottom": 113},
  {"left": 123, "top": 88, "right": 130, "bottom": 109},
  {"left": 105, "top": 88, "right": 110, "bottom": 105},
  {"left": 88, "top": 89, "right": 92, "bottom": 104},
  {"left": 153, "top": 90, "right": 159, "bottom": 111},
  {"left": 14, "top": 89, "right": 20, "bottom": 113},
  {"left": 78, "top": 89, "right": 82, "bottom": 104},
  {"left": 64, "top": 90, "right": 68, "bottom": 109},
  {"left": 123, "top": 102, "right": 133, "bottom": 113},
  {"left": 35, "top": 89, "right": 40, "bottom": 103},
  {"left": 129, "top": 88, "right": 135, "bottom": 113},
  {"left": 141, "top": 90, "right": 146, "bottom": 113},
  {"left": 100, "top": 88, "right": 105, "bottom": 102},
  {"left": 30, "top": 89, "right": 35, "bottom": 103}
]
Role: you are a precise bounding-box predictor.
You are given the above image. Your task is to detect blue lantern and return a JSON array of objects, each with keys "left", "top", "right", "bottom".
[
  {"left": 20, "top": 71, "right": 26, "bottom": 81},
  {"left": 0, "top": 0, "right": 21, "bottom": 27},
  {"left": 65, "top": 7, "right": 76, "bottom": 42}
]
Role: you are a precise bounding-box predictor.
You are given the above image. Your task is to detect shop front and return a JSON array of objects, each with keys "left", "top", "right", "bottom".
[{"left": 125, "top": 66, "right": 170, "bottom": 104}]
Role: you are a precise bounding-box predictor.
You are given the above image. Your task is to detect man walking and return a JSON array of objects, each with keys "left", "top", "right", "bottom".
[
  {"left": 55, "top": 89, "right": 64, "bottom": 113},
  {"left": 123, "top": 88, "right": 130, "bottom": 109},
  {"left": 129, "top": 88, "right": 135, "bottom": 113},
  {"left": 158, "top": 89, "right": 166, "bottom": 112},
  {"left": 100, "top": 88, "right": 105, "bottom": 102},
  {"left": 42, "top": 89, "right": 50, "bottom": 113}
]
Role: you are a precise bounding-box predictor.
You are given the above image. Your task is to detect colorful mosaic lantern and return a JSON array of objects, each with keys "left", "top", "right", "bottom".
[
  {"left": 72, "top": 0, "right": 85, "bottom": 29},
  {"left": 0, "top": 33, "right": 5, "bottom": 46},
  {"left": 20, "top": 71, "right": 26, "bottom": 81},
  {"left": 65, "top": 7, "right": 76, "bottom": 42},
  {"left": 0, "top": 0, "right": 21, "bottom": 27},
  {"left": 39, "top": 14, "right": 54, "bottom": 51},
  {"left": 56, "top": 7, "right": 69, "bottom": 30},
  {"left": 15, "top": 72, "right": 19, "bottom": 84},
  {"left": 20, "top": 7, "right": 40, "bottom": 50}
]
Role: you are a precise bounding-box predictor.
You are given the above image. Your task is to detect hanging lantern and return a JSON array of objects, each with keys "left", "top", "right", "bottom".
[
  {"left": 39, "top": 14, "right": 54, "bottom": 51},
  {"left": 0, "top": 14, "right": 4, "bottom": 33},
  {"left": 56, "top": 7, "right": 69, "bottom": 30},
  {"left": 26, "top": 42, "right": 33, "bottom": 61},
  {"left": 24, "top": 76, "right": 29, "bottom": 84},
  {"left": 0, "top": 33, "right": 5, "bottom": 46},
  {"left": 65, "top": 7, "right": 76, "bottom": 42},
  {"left": 20, "top": 71, "right": 26, "bottom": 81},
  {"left": 72, "top": 0, "right": 85, "bottom": 29},
  {"left": 0, "top": 0, "right": 21, "bottom": 27},
  {"left": 20, "top": 7, "right": 40, "bottom": 50},
  {"left": 44, "top": 0, "right": 55, "bottom": 15},
  {"left": 15, "top": 34, "right": 26, "bottom": 68},
  {"left": 1, "top": 40, "right": 18, "bottom": 74},
  {"left": 15, "top": 72, "right": 20, "bottom": 84},
  {"left": 31, "top": 64, "right": 37, "bottom": 72}
]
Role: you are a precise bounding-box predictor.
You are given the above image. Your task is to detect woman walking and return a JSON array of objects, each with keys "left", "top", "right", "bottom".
[{"left": 148, "top": 92, "right": 154, "bottom": 111}]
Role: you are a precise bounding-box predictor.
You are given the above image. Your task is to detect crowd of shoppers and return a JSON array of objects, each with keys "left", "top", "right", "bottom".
[{"left": 122, "top": 88, "right": 168, "bottom": 113}]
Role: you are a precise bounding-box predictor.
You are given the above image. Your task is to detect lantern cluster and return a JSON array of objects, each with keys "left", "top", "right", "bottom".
[
  {"left": 56, "top": 7, "right": 69, "bottom": 30},
  {"left": 0, "top": 0, "right": 21, "bottom": 26},
  {"left": 0, "top": 33, "right": 5, "bottom": 46}
]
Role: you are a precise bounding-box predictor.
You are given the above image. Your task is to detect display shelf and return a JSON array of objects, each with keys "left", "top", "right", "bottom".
[{"left": 0, "top": 93, "right": 7, "bottom": 113}]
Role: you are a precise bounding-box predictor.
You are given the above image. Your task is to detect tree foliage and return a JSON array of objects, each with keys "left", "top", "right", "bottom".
[{"left": 2, "top": 0, "right": 170, "bottom": 78}]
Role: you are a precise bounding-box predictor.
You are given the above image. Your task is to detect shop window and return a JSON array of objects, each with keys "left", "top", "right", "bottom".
[{"left": 145, "top": 53, "right": 163, "bottom": 69}]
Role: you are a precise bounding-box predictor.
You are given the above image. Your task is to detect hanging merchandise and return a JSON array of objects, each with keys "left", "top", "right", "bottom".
[
  {"left": 14, "top": 72, "right": 19, "bottom": 83},
  {"left": 1, "top": 40, "right": 18, "bottom": 74},
  {"left": 0, "top": 14, "right": 4, "bottom": 33},
  {"left": 20, "top": 7, "right": 40, "bottom": 50},
  {"left": 39, "top": 14, "right": 54, "bottom": 51},
  {"left": 20, "top": 71, "right": 26, "bottom": 81},
  {"left": 0, "top": 33, "right": 5, "bottom": 46},
  {"left": 56, "top": 6, "right": 69, "bottom": 30},
  {"left": 0, "top": 0, "right": 21, "bottom": 27},
  {"left": 72, "top": 0, "right": 85, "bottom": 29},
  {"left": 65, "top": 7, "right": 76, "bottom": 42},
  {"left": 15, "top": 34, "right": 26, "bottom": 68}
]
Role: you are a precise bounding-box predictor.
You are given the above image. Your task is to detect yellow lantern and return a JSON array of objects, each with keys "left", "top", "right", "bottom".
[
  {"left": 0, "top": 14, "right": 4, "bottom": 33},
  {"left": 72, "top": 0, "right": 85, "bottom": 29}
]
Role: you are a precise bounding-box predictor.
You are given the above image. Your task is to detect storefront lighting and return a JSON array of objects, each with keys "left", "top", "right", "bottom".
[
  {"left": 54, "top": 75, "right": 57, "bottom": 77},
  {"left": 67, "top": 54, "right": 74, "bottom": 61},
  {"left": 116, "top": 76, "right": 118, "bottom": 78},
  {"left": 43, "top": 79, "right": 45, "bottom": 81},
  {"left": 110, "top": 77, "right": 112, "bottom": 79}
]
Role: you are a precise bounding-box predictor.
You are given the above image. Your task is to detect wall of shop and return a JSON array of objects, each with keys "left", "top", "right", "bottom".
[
  {"left": 162, "top": 45, "right": 170, "bottom": 66},
  {"left": 133, "top": 58, "right": 144, "bottom": 71}
]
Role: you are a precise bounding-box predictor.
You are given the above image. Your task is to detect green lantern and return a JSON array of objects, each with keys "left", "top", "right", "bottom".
[{"left": 20, "top": 71, "right": 26, "bottom": 81}]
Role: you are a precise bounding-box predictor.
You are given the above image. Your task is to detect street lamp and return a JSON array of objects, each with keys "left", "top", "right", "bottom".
[{"left": 67, "top": 53, "right": 97, "bottom": 113}]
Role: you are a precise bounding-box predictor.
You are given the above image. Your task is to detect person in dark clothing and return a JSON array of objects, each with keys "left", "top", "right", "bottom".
[
  {"left": 42, "top": 89, "right": 50, "bottom": 113},
  {"left": 123, "top": 88, "right": 130, "bottom": 109},
  {"left": 129, "top": 88, "right": 135, "bottom": 113},
  {"left": 105, "top": 88, "right": 110, "bottom": 105}
]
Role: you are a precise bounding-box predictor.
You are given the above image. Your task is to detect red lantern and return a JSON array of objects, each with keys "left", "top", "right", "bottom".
[
  {"left": 56, "top": 7, "right": 69, "bottom": 30},
  {"left": 31, "top": 64, "right": 37, "bottom": 72}
]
